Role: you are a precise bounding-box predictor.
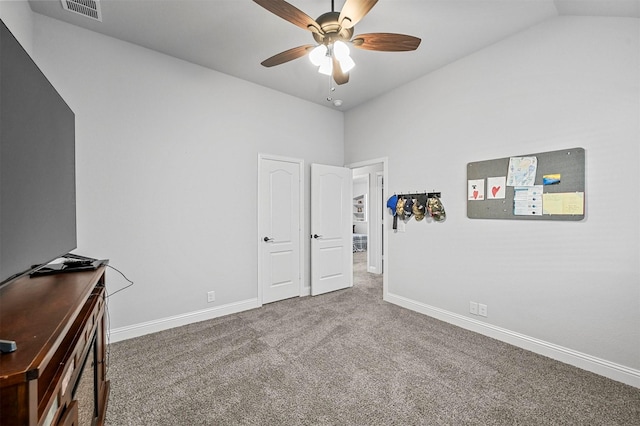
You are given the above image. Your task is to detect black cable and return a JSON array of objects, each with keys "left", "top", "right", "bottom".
[
  {"left": 103, "top": 263, "right": 132, "bottom": 376},
  {"left": 105, "top": 264, "right": 134, "bottom": 298},
  {"left": 103, "top": 290, "right": 111, "bottom": 377},
  {"left": 102, "top": 263, "right": 134, "bottom": 377}
]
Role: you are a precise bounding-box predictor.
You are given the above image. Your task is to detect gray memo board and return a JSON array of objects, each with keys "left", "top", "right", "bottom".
[{"left": 467, "top": 147, "right": 585, "bottom": 221}]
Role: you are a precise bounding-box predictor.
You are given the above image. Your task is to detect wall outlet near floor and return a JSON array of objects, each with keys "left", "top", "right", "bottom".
[
  {"left": 478, "top": 303, "right": 488, "bottom": 317},
  {"left": 207, "top": 291, "right": 215, "bottom": 303},
  {"left": 469, "top": 301, "right": 478, "bottom": 315}
]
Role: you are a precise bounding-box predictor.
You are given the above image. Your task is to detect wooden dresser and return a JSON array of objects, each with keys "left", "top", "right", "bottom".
[{"left": 0, "top": 266, "right": 110, "bottom": 425}]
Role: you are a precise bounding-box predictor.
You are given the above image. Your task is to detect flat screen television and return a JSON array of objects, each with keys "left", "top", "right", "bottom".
[{"left": 1, "top": 19, "right": 77, "bottom": 285}]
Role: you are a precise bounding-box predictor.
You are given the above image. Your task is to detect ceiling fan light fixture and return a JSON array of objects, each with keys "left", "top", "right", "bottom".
[
  {"left": 318, "top": 56, "right": 333, "bottom": 75},
  {"left": 254, "top": 0, "right": 420, "bottom": 88},
  {"left": 338, "top": 54, "right": 355, "bottom": 73},
  {"left": 332, "top": 40, "right": 355, "bottom": 73},
  {"left": 333, "top": 40, "right": 350, "bottom": 60},
  {"left": 309, "top": 44, "right": 327, "bottom": 66}
]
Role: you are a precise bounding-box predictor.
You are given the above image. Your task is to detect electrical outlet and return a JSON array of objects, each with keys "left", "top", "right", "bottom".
[
  {"left": 469, "top": 301, "right": 478, "bottom": 315},
  {"left": 207, "top": 291, "right": 215, "bottom": 303},
  {"left": 479, "top": 303, "right": 488, "bottom": 317}
]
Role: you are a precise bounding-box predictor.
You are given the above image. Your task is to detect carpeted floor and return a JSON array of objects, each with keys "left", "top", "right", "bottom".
[{"left": 105, "top": 252, "right": 640, "bottom": 425}]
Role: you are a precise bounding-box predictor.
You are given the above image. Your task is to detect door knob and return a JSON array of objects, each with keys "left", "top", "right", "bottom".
[
  {"left": 312, "top": 234, "right": 322, "bottom": 239},
  {"left": 263, "top": 237, "right": 274, "bottom": 242}
]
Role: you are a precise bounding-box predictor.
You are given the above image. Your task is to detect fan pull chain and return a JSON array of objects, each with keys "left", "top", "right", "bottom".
[
  {"left": 326, "top": 74, "right": 343, "bottom": 107},
  {"left": 326, "top": 74, "right": 335, "bottom": 102}
]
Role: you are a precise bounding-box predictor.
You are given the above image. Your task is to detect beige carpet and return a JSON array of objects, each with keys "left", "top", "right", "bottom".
[{"left": 105, "top": 252, "right": 640, "bottom": 425}]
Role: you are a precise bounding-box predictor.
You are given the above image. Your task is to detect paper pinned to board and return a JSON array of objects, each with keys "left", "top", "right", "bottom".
[
  {"left": 468, "top": 179, "right": 485, "bottom": 200},
  {"left": 507, "top": 156, "right": 537, "bottom": 187},
  {"left": 542, "top": 192, "right": 584, "bottom": 215},
  {"left": 513, "top": 185, "right": 542, "bottom": 215},
  {"left": 543, "top": 173, "right": 561, "bottom": 185},
  {"left": 487, "top": 176, "right": 506, "bottom": 199}
]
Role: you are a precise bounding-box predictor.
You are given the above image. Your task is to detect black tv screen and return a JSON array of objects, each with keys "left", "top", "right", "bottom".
[{"left": 1, "top": 20, "right": 77, "bottom": 285}]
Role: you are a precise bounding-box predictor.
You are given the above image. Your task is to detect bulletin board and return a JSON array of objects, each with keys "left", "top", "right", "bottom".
[{"left": 467, "top": 147, "right": 585, "bottom": 221}]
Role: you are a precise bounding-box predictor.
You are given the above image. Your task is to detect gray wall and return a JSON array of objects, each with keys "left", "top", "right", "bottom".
[
  {"left": 2, "top": 4, "right": 344, "bottom": 330},
  {"left": 0, "top": 1, "right": 33, "bottom": 53},
  {"left": 345, "top": 16, "right": 640, "bottom": 376}
]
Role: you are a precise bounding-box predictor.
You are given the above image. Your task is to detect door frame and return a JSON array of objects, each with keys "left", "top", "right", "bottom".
[
  {"left": 257, "top": 153, "right": 305, "bottom": 306},
  {"left": 374, "top": 171, "right": 384, "bottom": 274},
  {"left": 345, "top": 157, "right": 389, "bottom": 300}
]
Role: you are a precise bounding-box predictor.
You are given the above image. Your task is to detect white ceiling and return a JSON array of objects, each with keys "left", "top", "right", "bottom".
[{"left": 28, "top": 0, "right": 640, "bottom": 110}]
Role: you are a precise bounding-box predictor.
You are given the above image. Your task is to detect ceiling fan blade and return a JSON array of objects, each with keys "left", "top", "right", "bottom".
[
  {"left": 261, "top": 45, "right": 315, "bottom": 67},
  {"left": 253, "top": 0, "right": 321, "bottom": 33},
  {"left": 338, "top": 0, "right": 378, "bottom": 29},
  {"left": 352, "top": 33, "right": 421, "bottom": 51},
  {"left": 332, "top": 56, "right": 349, "bottom": 85}
]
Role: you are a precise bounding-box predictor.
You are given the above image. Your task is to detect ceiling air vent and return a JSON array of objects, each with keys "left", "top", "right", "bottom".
[{"left": 60, "top": 0, "right": 102, "bottom": 22}]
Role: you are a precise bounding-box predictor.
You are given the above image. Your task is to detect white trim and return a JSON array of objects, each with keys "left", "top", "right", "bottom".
[
  {"left": 257, "top": 153, "right": 305, "bottom": 305},
  {"left": 347, "top": 157, "right": 388, "bottom": 170},
  {"left": 368, "top": 171, "right": 384, "bottom": 274},
  {"left": 108, "top": 298, "right": 259, "bottom": 343},
  {"left": 300, "top": 285, "right": 311, "bottom": 297},
  {"left": 385, "top": 292, "right": 640, "bottom": 388}
]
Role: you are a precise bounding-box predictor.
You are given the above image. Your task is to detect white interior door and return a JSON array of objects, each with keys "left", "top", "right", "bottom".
[
  {"left": 311, "top": 163, "right": 352, "bottom": 296},
  {"left": 258, "top": 156, "right": 302, "bottom": 304}
]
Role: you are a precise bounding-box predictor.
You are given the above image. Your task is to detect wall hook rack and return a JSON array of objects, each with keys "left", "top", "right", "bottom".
[{"left": 395, "top": 191, "right": 442, "bottom": 199}]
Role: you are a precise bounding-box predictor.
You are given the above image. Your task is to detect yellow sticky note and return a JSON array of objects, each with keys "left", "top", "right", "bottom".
[{"left": 542, "top": 192, "right": 584, "bottom": 215}]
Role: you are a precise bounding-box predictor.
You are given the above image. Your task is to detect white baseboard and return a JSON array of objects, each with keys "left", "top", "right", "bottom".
[
  {"left": 385, "top": 292, "right": 640, "bottom": 389},
  {"left": 107, "top": 298, "right": 260, "bottom": 343}
]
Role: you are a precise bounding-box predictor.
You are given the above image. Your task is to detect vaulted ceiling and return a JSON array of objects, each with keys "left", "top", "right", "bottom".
[{"left": 28, "top": 0, "right": 640, "bottom": 110}]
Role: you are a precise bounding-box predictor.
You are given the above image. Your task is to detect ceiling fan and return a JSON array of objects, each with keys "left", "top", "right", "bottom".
[{"left": 253, "top": 0, "right": 421, "bottom": 85}]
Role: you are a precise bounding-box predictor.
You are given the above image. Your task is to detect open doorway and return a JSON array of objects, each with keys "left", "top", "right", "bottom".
[{"left": 349, "top": 159, "right": 387, "bottom": 283}]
